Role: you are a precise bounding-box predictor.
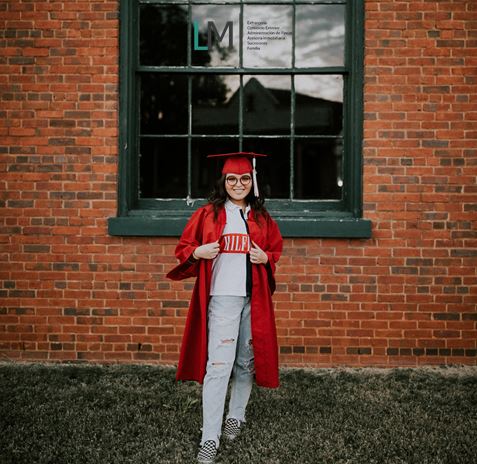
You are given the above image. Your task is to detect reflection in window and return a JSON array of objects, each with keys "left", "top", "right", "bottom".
[
  {"left": 139, "top": 74, "right": 344, "bottom": 199},
  {"left": 295, "top": 5, "right": 345, "bottom": 67},
  {"left": 140, "top": 74, "right": 188, "bottom": 135},
  {"left": 243, "top": 76, "right": 290, "bottom": 134},
  {"left": 294, "top": 75, "right": 343, "bottom": 135},
  {"left": 192, "top": 75, "right": 239, "bottom": 134},
  {"left": 242, "top": 138, "right": 290, "bottom": 199},
  {"left": 135, "top": 2, "right": 351, "bottom": 202},
  {"left": 294, "top": 137, "right": 343, "bottom": 199},
  {"left": 140, "top": 138, "right": 187, "bottom": 198},
  {"left": 140, "top": 5, "right": 188, "bottom": 66}
]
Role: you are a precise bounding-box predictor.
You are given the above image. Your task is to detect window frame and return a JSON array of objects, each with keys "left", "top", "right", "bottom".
[{"left": 109, "top": 0, "right": 371, "bottom": 238}]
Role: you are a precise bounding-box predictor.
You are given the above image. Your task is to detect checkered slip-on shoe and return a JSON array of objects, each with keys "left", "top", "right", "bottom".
[
  {"left": 223, "top": 418, "right": 243, "bottom": 441},
  {"left": 197, "top": 440, "right": 217, "bottom": 464}
]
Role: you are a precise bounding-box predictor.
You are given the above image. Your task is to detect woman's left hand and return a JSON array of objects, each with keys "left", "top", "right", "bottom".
[{"left": 250, "top": 241, "right": 268, "bottom": 265}]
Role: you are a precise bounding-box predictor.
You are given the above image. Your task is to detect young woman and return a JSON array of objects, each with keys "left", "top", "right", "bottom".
[{"left": 166, "top": 152, "right": 283, "bottom": 463}]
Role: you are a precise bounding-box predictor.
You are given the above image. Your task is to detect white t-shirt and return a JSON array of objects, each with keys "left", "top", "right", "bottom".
[{"left": 210, "top": 199, "right": 251, "bottom": 296}]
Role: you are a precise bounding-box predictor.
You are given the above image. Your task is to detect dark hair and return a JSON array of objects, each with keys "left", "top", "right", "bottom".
[{"left": 208, "top": 174, "right": 267, "bottom": 222}]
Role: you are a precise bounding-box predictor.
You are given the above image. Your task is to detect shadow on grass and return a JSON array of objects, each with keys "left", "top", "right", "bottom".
[{"left": 1, "top": 363, "right": 476, "bottom": 463}]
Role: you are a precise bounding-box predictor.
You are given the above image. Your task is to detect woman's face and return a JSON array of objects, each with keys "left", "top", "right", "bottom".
[{"left": 224, "top": 172, "right": 253, "bottom": 203}]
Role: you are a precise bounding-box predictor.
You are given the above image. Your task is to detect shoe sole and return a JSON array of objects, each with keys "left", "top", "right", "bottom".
[{"left": 197, "top": 455, "right": 216, "bottom": 464}]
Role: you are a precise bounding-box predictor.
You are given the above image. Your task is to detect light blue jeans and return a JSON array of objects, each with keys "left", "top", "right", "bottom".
[{"left": 200, "top": 295, "right": 255, "bottom": 447}]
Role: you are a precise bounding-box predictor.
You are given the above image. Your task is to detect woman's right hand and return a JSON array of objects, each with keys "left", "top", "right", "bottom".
[{"left": 193, "top": 240, "right": 220, "bottom": 260}]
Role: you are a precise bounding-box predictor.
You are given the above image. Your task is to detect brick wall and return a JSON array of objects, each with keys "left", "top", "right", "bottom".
[{"left": 0, "top": 0, "right": 476, "bottom": 367}]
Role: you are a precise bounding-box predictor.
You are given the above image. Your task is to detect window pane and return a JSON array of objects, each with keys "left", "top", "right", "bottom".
[
  {"left": 191, "top": 138, "right": 239, "bottom": 198},
  {"left": 243, "top": 5, "right": 292, "bottom": 68},
  {"left": 295, "top": 5, "right": 345, "bottom": 68},
  {"left": 243, "top": 76, "right": 291, "bottom": 135},
  {"left": 139, "top": 138, "right": 187, "bottom": 198},
  {"left": 191, "top": 5, "right": 240, "bottom": 67},
  {"left": 192, "top": 75, "right": 239, "bottom": 134},
  {"left": 294, "top": 137, "right": 343, "bottom": 200},
  {"left": 242, "top": 138, "right": 290, "bottom": 199},
  {"left": 140, "top": 4, "right": 188, "bottom": 66},
  {"left": 140, "top": 74, "right": 188, "bottom": 135},
  {"left": 294, "top": 75, "right": 343, "bottom": 135}
]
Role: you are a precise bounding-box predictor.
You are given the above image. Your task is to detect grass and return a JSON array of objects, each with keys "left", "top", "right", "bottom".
[{"left": 1, "top": 362, "right": 476, "bottom": 464}]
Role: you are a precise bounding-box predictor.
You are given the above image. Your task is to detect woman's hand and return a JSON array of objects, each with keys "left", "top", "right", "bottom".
[
  {"left": 193, "top": 241, "right": 220, "bottom": 260},
  {"left": 250, "top": 241, "right": 268, "bottom": 265}
]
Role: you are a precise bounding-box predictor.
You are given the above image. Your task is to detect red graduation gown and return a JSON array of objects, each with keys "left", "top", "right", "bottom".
[{"left": 166, "top": 203, "right": 283, "bottom": 388}]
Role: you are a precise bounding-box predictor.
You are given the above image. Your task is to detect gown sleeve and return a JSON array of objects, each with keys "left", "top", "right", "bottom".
[{"left": 166, "top": 207, "right": 207, "bottom": 281}]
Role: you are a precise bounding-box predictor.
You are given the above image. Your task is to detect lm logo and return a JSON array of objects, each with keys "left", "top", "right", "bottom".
[{"left": 193, "top": 21, "right": 234, "bottom": 51}]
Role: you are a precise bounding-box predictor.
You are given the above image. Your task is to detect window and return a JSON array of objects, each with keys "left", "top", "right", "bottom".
[{"left": 109, "top": 0, "right": 371, "bottom": 237}]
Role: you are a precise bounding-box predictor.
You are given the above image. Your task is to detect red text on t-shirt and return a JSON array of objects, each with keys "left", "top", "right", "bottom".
[{"left": 220, "top": 233, "right": 251, "bottom": 254}]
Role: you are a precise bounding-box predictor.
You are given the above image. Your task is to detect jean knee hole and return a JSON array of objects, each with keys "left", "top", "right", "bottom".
[
  {"left": 246, "top": 338, "right": 253, "bottom": 353},
  {"left": 207, "top": 361, "right": 232, "bottom": 378},
  {"left": 237, "top": 358, "right": 255, "bottom": 374}
]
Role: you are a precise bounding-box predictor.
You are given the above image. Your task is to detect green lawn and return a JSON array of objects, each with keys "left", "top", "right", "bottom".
[{"left": 1, "top": 363, "right": 476, "bottom": 463}]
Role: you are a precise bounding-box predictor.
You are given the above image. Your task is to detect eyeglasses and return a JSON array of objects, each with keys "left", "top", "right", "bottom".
[{"left": 225, "top": 175, "right": 252, "bottom": 186}]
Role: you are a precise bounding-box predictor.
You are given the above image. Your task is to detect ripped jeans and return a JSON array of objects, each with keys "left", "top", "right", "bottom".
[{"left": 201, "top": 295, "right": 254, "bottom": 447}]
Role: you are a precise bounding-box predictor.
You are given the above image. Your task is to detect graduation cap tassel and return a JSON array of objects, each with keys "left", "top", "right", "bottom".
[{"left": 252, "top": 157, "right": 259, "bottom": 197}]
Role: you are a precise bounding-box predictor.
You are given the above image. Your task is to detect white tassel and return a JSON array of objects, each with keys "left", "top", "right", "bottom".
[{"left": 252, "top": 157, "right": 259, "bottom": 197}]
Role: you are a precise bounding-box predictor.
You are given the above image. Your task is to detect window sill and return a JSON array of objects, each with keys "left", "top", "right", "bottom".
[{"left": 108, "top": 213, "right": 372, "bottom": 238}]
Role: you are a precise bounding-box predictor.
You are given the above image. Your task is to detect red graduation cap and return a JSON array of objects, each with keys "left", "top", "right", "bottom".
[{"left": 207, "top": 151, "right": 268, "bottom": 197}]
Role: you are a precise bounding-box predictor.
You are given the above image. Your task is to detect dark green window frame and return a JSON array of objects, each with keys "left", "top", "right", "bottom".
[{"left": 108, "top": 0, "right": 371, "bottom": 238}]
